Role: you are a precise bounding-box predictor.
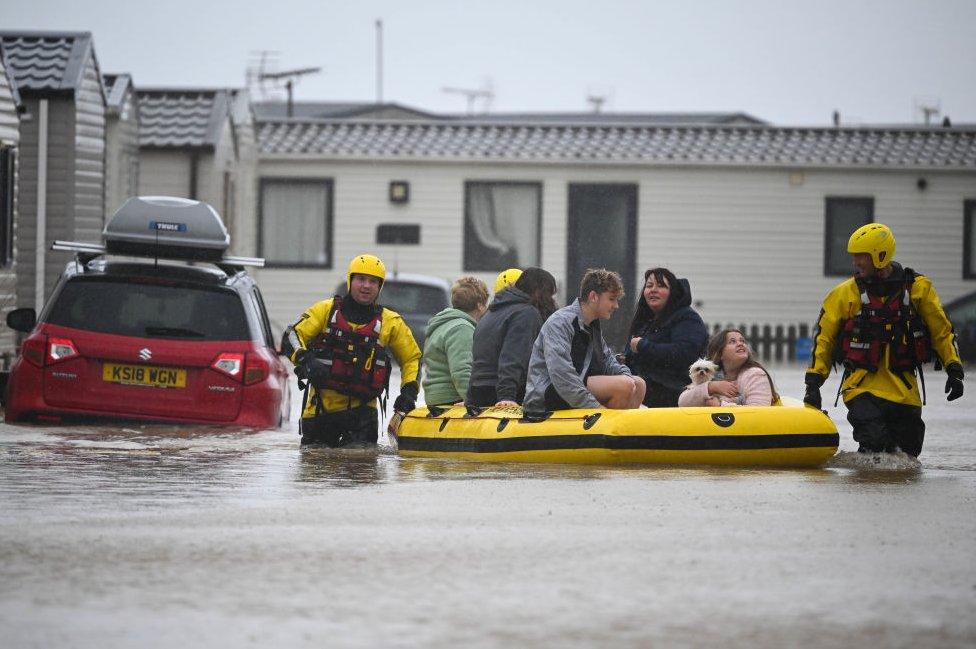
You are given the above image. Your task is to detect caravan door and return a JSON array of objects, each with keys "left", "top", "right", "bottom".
[{"left": 566, "top": 183, "right": 637, "bottom": 350}]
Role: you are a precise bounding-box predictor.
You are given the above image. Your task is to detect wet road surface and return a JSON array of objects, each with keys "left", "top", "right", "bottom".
[{"left": 1, "top": 367, "right": 974, "bottom": 648}]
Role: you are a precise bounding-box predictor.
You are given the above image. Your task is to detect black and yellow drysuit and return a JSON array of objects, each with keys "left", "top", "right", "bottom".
[
  {"left": 805, "top": 263, "right": 963, "bottom": 455},
  {"left": 286, "top": 296, "right": 421, "bottom": 446}
]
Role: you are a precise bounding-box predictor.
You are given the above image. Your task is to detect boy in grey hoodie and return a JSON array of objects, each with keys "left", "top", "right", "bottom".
[{"left": 523, "top": 269, "right": 646, "bottom": 414}]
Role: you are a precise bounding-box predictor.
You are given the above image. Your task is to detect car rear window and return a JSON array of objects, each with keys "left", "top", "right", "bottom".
[
  {"left": 380, "top": 283, "right": 449, "bottom": 315},
  {"left": 947, "top": 295, "right": 976, "bottom": 324},
  {"left": 46, "top": 277, "right": 251, "bottom": 341}
]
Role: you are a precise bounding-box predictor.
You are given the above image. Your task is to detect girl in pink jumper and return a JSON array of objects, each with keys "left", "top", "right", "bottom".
[{"left": 678, "top": 329, "right": 779, "bottom": 407}]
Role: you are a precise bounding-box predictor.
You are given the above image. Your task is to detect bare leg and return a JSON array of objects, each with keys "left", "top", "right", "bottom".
[
  {"left": 631, "top": 376, "right": 646, "bottom": 408},
  {"left": 587, "top": 375, "right": 644, "bottom": 409}
]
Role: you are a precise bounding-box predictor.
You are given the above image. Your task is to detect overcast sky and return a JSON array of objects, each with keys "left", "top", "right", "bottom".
[{"left": 6, "top": 0, "right": 975, "bottom": 125}]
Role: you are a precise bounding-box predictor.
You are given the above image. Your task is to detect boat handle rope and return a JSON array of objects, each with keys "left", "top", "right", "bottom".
[{"left": 711, "top": 413, "right": 735, "bottom": 427}]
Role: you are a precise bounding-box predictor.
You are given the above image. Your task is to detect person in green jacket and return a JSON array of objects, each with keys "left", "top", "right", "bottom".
[{"left": 422, "top": 277, "right": 490, "bottom": 406}]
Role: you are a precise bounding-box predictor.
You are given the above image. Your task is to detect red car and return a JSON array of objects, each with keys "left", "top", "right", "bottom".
[{"left": 3, "top": 197, "right": 290, "bottom": 427}]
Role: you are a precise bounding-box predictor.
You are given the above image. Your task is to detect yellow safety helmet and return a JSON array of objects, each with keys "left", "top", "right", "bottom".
[
  {"left": 847, "top": 223, "right": 896, "bottom": 269},
  {"left": 347, "top": 254, "right": 387, "bottom": 290},
  {"left": 494, "top": 268, "right": 523, "bottom": 294}
]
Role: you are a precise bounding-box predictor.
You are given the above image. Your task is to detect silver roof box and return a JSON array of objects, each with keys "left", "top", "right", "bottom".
[{"left": 103, "top": 196, "right": 230, "bottom": 261}]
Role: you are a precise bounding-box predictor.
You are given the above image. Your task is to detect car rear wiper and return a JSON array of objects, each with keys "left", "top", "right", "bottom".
[{"left": 144, "top": 326, "right": 206, "bottom": 338}]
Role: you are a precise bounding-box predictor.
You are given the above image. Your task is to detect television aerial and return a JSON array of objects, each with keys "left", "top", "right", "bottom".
[
  {"left": 585, "top": 84, "right": 613, "bottom": 114},
  {"left": 913, "top": 96, "right": 942, "bottom": 126},
  {"left": 246, "top": 50, "right": 281, "bottom": 99},
  {"left": 442, "top": 79, "right": 494, "bottom": 115},
  {"left": 259, "top": 66, "right": 322, "bottom": 118}
]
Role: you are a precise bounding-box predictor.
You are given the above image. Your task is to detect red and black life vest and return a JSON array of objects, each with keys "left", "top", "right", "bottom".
[
  {"left": 839, "top": 269, "right": 932, "bottom": 373},
  {"left": 306, "top": 297, "right": 391, "bottom": 401}
]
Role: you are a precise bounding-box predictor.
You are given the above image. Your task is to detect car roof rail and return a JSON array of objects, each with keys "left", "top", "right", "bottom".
[
  {"left": 216, "top": 256, "right": 266, "bottom": 274},
  {"left": 51, "top": 240, "right": 106, "bottom": 266},
  {"left": 52, "top": 241, "right": 265, "bottom": 270}
]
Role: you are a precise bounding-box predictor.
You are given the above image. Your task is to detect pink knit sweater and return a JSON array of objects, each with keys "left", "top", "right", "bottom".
[{"left": 677, "top": 366, "right": 774, "bottom": 407}]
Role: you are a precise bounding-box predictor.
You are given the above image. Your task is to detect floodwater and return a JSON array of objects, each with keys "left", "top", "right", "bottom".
[{"left": 1, "top": 366, "right": 974, "bottom": 648}]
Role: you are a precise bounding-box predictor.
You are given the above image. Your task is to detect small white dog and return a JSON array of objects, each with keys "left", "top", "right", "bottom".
[
  {"left": 687, "top": 358, "right": 719, "bottom": 389},
  {"left": 687, "top": 358, "right": 721, "bottom": 406}
]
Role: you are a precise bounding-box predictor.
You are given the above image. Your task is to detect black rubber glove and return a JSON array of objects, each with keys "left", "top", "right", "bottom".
[
  {"left": 292, "top": 348, "right": 310, "bottom": 379},
  {"left": 803, "top": 372, "right": 824, "bottom": 409},
  {"left": 945, "top": 363, "right": 964, "bottom": 402},
  {"left": 394, "top": 381, "right": 419, "bottom": 413}
]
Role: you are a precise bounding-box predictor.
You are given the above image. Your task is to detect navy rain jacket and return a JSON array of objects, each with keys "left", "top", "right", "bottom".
[{"left": 625, "top": 278, "right": 708, "bottom": 407}]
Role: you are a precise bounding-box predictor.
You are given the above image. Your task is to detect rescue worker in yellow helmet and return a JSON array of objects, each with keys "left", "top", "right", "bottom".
[
  {"left": 282, "top": 254, "right": 422, "bottom": 446},
  {"left": 494, "top": 268, "right": 522, "bottom": 295},
  {"left": 803, "top": 223, "right": 963, "bottom": 457}
]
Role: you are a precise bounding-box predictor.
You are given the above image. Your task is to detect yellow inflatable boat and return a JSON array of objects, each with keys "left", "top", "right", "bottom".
[{"left": 396, "top": 401, "right": 838, "bottom": 467}]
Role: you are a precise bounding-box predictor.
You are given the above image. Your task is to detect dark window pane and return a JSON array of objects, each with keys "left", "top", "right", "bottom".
[
  {"left": 0, "top": 147, "right": 14, "bottom": 267},
  {"left": 379, "top": 283, "right": 449, "bottom": 315},
  {"left": 250, "top": 288, "right": 275, "bottom": 347},
  {"left": 46, "top": 278, "right": 250, "bottom": 340},
  {"left": 464, "top": 182, "right": 540, "bottom": 271},
  {"left": 965, "top": 201, "right": 976, "bottom": 279},
  {"left": 825, "top": 197, "right": 873, "bottom": 276}
]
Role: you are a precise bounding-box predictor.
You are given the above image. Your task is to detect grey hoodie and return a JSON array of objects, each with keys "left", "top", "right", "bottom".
[{"left": 523, "top": 300, "right": 632, "bottom": 412}]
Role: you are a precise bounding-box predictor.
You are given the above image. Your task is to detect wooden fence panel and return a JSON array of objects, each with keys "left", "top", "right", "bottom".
[{"left": 708, "top": 323, "right": 814, "bottom": 364}]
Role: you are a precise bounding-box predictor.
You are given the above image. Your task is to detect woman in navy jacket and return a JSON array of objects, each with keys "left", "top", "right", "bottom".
[{"left": 624, "top": 267, "right": 708, "bottom": 407}]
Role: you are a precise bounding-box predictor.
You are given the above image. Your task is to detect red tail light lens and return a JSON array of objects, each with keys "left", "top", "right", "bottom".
[
  {"left": 211, "top": 352, "right": 244, "bottom": 380},
  {"left": 48, "top": 337, "right": 78, "bottom": 364},
  {"left": 244, "top": 354, "right": 269, "bottom": 385},
  {"left": 22, "top": 337, "right": 45, "bottom": 367}
]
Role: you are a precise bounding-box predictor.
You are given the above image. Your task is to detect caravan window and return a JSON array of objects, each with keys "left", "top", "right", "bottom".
[
  {"left": 463, "top": 181, "right": 541, "bottom": 271},
  {"left": 259, "top": 178, "right": 334, "bottom": 267},
  {"left": 824, "top": 197, "right": 873, "bottom": 276}
]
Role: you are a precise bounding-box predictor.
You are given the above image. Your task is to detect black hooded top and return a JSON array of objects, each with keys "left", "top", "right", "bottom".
[
  {"left": 624, "top": 278, "right": 708, "bottom": 393},
  {"left": 466, "top": 286, "right": 544, "bottom": 404}
]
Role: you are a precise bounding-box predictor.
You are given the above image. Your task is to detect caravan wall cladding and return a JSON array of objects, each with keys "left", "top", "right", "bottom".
[{"left": 250, "top": 160, "right": 976, "bottom": 358}]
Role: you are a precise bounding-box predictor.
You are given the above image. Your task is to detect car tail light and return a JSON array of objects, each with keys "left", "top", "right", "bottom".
[
  {"left": 48, "top": 337, "right": 78, "bottom": 364},
  {"left": 211, "top": 352, "right": 244, "bottom": 380},
  {"left": 22, "top": 337, "right": 46, "bottom": 367},
  {"left": 243, "top": 354, "right": 269, "bottom": 385}
]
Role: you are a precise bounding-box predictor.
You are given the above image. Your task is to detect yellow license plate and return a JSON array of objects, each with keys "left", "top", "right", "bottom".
[{"left": 102, "top": 363, "right": 187, "bottom": 389}]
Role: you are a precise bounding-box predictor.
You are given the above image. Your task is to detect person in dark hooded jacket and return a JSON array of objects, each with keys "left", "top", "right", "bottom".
[
  {"left": 624, "top": 267, "right": 708, "bottom": 407},
  {"left": 466, "top": 267, "right": 558, "bottom": 407}
]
